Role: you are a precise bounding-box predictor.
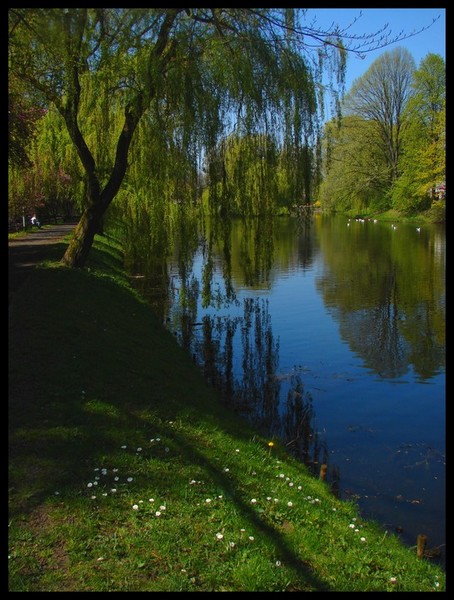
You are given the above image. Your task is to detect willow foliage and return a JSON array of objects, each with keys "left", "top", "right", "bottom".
[
  {"left": 319, "top": 115, "right": 392, "bottom": 213},
  {"left": 10, "top": 8, "right": 414, "bottom": 264}
]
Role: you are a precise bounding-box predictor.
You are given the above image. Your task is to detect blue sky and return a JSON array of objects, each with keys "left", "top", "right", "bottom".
[{"left": 306, "top": 8, "right": 446, "bottom": 90}]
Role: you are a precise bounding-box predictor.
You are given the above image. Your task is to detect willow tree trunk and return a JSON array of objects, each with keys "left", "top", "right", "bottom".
[
  {"left": 60, "top": 108, "right": 138, "bottom": 269},
  {"left": 61, "top": 205, "right": 106, "bottom": 268}
]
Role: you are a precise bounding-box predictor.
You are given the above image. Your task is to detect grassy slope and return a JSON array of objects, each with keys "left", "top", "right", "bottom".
[
  {"left": 8, "top": 233, "right": 445, "bottom": 592},
  {"left": 341, "top": 201, "right": 446, "bottom": 224}
]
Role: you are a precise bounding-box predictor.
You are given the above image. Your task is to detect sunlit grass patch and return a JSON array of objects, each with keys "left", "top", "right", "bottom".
[{"left": 83, "top": 400, "right": 123, "bottom": 419}]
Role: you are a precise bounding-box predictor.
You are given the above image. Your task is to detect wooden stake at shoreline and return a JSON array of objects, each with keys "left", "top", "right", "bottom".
[{"left": 417, "top": 534, "right": 427, "bottom": 558}]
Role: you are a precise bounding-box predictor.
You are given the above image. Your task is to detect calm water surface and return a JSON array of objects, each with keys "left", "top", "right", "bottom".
[{"left": 131, "top": 213, "right": 445, "bottom": 561}]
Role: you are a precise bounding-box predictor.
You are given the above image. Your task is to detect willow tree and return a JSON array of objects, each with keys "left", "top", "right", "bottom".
[
  {"left": 9, "top": 8, "right": 433, "bottom": 267},
  {"left": 319, "top": 115, "right": 390, "bottom": 213}
]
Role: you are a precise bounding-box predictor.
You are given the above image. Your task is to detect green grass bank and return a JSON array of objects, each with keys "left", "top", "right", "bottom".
[
  {"left": 8, "top": 232, "right": 446, "bottom": 592},
  {"left": 340, "top": 201, "right": 446, "bottom": 224}
]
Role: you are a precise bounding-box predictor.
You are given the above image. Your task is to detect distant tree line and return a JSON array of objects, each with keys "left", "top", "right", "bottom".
[{"left": 319, "top": 49, "right": 445, "bottom": 217}]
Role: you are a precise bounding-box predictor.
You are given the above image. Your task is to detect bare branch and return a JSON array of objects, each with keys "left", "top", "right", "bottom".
[{"left": 248, "top": 9, "right": 442, "bottom": 58}]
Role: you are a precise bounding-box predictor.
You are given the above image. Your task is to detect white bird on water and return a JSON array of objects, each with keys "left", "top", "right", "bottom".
[{"left": 416, "top": 227, "right": 421, "bottom": 232}]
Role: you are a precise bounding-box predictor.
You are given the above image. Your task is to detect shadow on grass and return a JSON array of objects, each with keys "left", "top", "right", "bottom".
[
  {"left": 159, "top": 422, "right": 333, "bottom": 591},
  {"left": 9, "top": 241, "right": 69, "bottom": 300},
  {"left": 9, "top": 264, "right": 331, "bottom": 591}
]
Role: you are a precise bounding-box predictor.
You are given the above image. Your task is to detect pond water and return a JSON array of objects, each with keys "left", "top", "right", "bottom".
[{"left": 129, "top": 212, "right": 445, "bottom": 562}]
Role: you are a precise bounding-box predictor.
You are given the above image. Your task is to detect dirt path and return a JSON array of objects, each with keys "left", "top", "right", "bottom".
[{"left": 8, "top": 222, "right": 77, "bottom": 298}]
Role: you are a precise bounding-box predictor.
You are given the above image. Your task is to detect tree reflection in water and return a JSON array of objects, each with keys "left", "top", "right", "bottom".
[
  {"left": 282, "top": 374, "right": 328, "bottom": 476},
  {"left": 180, "top": 296, "right": 329, "bottom": 476}
]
